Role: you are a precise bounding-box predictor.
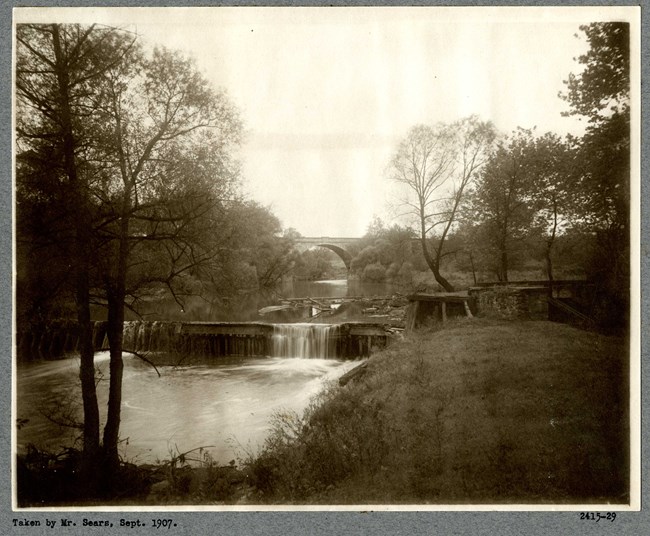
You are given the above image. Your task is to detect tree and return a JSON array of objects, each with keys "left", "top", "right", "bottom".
[
  {"left": 560, "top": 22, "right": 630, "bottom": 232},
  {"left": 528, "top": 133, "right": 577, "bottom": 286},
  {"left": 293, "top": 249, "right": 335, "bottom": 281},
  {"left": 16, "top": 23, "right": 243, "bottom": 482},
  {"left": 16, "top": 24, "right": 137, "bottom": 478},
  {"left": 389, "top": 116, "right": 495, "bottom": 290},
  {"left": 88, "top": 43, "right": 241, "bottom": 469},
  {"left": 466, "top": 129, "right": 538, "bottom": 282},
  {"left": 560, "top": 23, "right": 629, "bottom": 124},
  {"left": 348, "top": 219, "right": 416, "bottom": 281},
  {"left": 559, "top": 22, "right": 630, "bottom": 329}
]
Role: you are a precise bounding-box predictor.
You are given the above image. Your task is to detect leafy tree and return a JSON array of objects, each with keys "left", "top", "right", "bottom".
[
  {"left": 560, "top": 22, "right": 630, "bottom": 234},
  {"left": 389, "top": 116, "right": 495, "bottom": 291},
  {"left": 16, "top": 24, "right": 137, "bottom": 477},
  {"left": 465, "top": 129, "right": 539, "bottom": 282},
  {"left": 560, "top": 23, "right": 629, "bottom": 124},
  {"left": 85, "top": 42, "right": 242, "bottom": 468},
  {"left": 16, "top": 23, "right": 243, "bottom": 480},
  {"left": 293, "top": 249, "right": 337, "bottom": 281},
  {"left": 349, "top": 221, "right": 418, "bottom": 283},
  {"left": 188, "top": 200, "right": 299, "bottom": 316},
  {"left": 528, "top": 133, "right": 578, "bottom": 285},
  {"left": 560, "top": 22, "right": 630, "bottom": 328}
]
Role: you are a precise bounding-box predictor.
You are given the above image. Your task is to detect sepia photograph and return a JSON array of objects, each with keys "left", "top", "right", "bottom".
[{"left": 10, "top": 4, "right": 640, "bottom": 516}]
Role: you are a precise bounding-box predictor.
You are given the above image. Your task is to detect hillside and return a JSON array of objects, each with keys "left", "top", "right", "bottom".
[{"left": 248, "top": 318, "right": 630, "bottom": 505}]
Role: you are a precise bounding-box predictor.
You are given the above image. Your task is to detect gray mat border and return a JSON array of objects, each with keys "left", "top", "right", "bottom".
[{"left": 1, "top": 1, "right": 647, "bottom": 535}]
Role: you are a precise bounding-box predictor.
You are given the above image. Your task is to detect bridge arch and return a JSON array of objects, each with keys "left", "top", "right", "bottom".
[{"left": 315, "top": 244, "right": 353, "bottom": 271}]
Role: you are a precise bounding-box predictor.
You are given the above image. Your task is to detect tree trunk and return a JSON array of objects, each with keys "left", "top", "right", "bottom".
[
  {"left": 419, "top": 208, "right": 454, "bottom": 291},
  {"left": 103, "top": 293, "right": 125, "bottom": 473},
  {"left": 420, "top": 237, "right": 454, "bottom": 292},
  {"left": 500, "top": 248, "right": 509, "bottom": 283},
  {"left": 545, "top": 244, "right": 554, "bottom": 296},
  {"left": 52, "top": 25, "right": 100, "bottom": 476},
  {"left": 546, "top": 201, "right": 558, "bottom": 297},
  {"left": 102, "top": 195, "right": 131, "bottom": 473},
  {"left": 469, "top": 251, "right": 477, "bottom": 285}
]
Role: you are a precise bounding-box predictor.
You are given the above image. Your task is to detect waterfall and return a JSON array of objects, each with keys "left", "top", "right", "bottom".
[
  {"left": 122, "top": 321, "right": 179, "bottom": 354},
  {"left": 272, "top": 323, "right": 340, "bottom": 359}
]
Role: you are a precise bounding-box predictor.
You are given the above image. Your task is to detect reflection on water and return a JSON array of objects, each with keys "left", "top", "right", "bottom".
[
  {"left": 283, "top": 279, "right": 395, "bottom": 299},
  {"left": 16, "top": 352, "right": 359, "bottom": 464},
  {"left": 122, "top": 279, "right": 398, "bottom": 322}
]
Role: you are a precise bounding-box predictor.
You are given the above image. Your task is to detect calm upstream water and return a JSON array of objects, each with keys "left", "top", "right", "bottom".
[
  {"left": 16, "top": 349, "right": 359, "bottom": 465},
  {"left": 127, "top": 279, "right": 399, "bottom": 321},
  {"left": 285, "top": 279, "right": 395, "bottom": 299}
]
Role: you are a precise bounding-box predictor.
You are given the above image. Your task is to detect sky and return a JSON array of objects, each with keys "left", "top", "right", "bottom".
[{"left": 15, "top": 6, "right": 639, "bottom": 237}]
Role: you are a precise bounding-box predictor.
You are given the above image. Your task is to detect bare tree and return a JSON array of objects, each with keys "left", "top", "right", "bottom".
[{"left": 389, "top": 116, "right": 495, "bottom": 291}]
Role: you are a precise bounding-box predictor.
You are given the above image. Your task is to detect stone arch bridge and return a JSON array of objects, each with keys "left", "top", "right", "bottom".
[{"left": 293, "top": 236, "right": 361, "bottom": 270}]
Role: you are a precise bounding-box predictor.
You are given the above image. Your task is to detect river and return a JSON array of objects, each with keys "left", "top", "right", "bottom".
[
  {"left": 124, "top": 279, "right": 399, "bottom": 321},
  {"left": 16, "top": 350, "right": 359, "bottom": 465},
  {"left": 284, "top": 279, "right": 395, "bottom": 299},
  {"left": 16, "top": 279, "right": 385, "bottom": 465}
]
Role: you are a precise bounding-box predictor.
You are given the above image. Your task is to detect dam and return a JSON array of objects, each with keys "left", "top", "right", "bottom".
[{"left": 18, "top": 320, "right": 390, "bottom": 362}]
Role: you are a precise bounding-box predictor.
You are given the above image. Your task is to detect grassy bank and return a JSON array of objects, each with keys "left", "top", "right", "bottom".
[{"left": 248, "top": 318, "right": 629, "bottom": 504}]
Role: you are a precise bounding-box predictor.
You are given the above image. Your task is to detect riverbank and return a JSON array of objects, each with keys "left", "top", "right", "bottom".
[
  {"left": 246, "top": 317, "right": 630, "bottom": 504},
  {"left": 17, "top": 317, "right": 630, "bottom": 506}
]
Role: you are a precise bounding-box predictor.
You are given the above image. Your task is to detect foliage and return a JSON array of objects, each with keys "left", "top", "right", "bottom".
[
  {"left": 293, "top": 249, "right": 337, "bottom": 280},
  {"left": 16, "top": 445, "right": 152, "bottom": 505},
  {"left": 560, "top": 22, "right": 629, "bottom": 124},
  {"left": 462, "top": 129, "right": 540, "bottom": 281},
  {"left": 560, "top": 22, "right": 630, "bottom": 330},
  {"left": 560, "top": 22, "right": 630, "bottom": 233},
  {"left": 462, "top": 129, "right": 582, "bottom": 283},
  {"left": 361, "top": 262, "right": 387, "bottom": 283},
  {"left": 348, "top": 219, "right": 421, "bottom": 284}
]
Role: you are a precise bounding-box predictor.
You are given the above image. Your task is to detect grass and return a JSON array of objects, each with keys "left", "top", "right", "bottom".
[{"left": 247, "top": 318, "right": 629, "bottom": 504}]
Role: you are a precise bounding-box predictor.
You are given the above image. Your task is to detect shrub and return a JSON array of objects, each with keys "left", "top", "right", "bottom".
[
  {"left": 350, "top": 245, "right": 380, "bottom": 274},
  {"left": 246, "top": 383, "right": 395, "bottom": 501},
  {"left": 385, "top": 262, "right": 400, "bottom": 280},
  {"left": 362, "top": 262, "right": 386, "bottom": 282}
]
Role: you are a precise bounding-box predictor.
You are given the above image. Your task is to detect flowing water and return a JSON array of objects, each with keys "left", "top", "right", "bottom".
[
  {"left": 273, "top": 323, "right": 340, "bottom": 359},
  {"left": 16, "top": 326, "right": 360, "bottom": 465},
  {"left": 16, "top": 282, "right": 386, "bottom": 464}
]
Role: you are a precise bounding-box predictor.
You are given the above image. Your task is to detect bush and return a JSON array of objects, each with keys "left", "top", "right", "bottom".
[
  {"left": 246, "top": 383, "right": 396, "bottom": 501},
  {"left": 350, "top": 245, "right": 380, "bottom": 274},
  {"left": 397, "top": 261, "right": 413, "bottom": 285},
  {"left": 385, "top": 262, "right": 400, "bottom": 280},
  {"left": 361, "top": 262, "right": 386, "bottom": 283}
]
